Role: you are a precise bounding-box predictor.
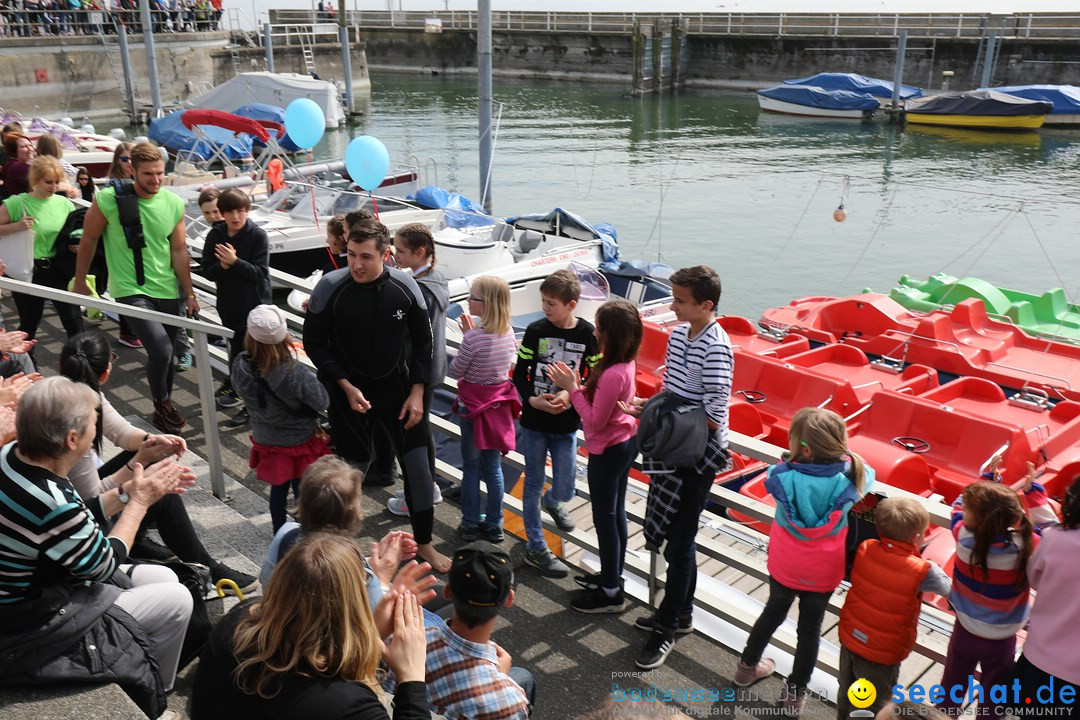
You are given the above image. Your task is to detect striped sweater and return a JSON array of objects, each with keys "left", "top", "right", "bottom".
[
  {"left": 948, "top": 483, "right": 1050, "bottom": 640},
  {"left": 0, "top": 442, "right": 125, "bottom": 606},
  {"left": 662, "top": 321, "right": 734, "bottom": 448},
  {"left": 450, "top": 327, "right": 517, "bottom": 385}
]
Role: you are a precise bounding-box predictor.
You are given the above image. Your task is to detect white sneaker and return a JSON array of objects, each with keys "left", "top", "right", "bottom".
[{"left": 388, "top": 484, "right": 442, "bottom": 516}]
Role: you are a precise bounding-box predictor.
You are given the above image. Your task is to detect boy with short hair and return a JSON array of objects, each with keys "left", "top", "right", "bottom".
[
  {"left": 200, "top": 187, "right": 271, "bottom": 425},
  {"left": 514, "top": 269, "right": 600, "bottom": 579},
  {"left": 630, "top": 265, "right": 733, "bottom": 670},
  {"left": 174, "top": 187, "right": 224, "bottom": 373},
  {"left": 837, "top": 497, "right": 951, "bottom": 718}
]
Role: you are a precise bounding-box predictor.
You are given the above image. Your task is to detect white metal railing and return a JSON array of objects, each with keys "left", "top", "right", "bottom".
[
  {"left": 0, "top": 276, "right": 234, "bottom": 499},
  {"left": 268, "top": 8, "right": 1080, "bottom": 40}
]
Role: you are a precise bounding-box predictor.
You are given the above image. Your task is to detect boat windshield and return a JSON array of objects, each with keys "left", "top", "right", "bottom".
[
  {"left": 570, "top": 262, "right": 610, "bottom": 301},
  {"left": 264, "top": 182, "right": 420, "bottom": 220}
]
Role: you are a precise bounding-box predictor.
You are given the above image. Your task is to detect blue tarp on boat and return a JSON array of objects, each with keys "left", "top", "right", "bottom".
[
  {"left": 505, "top": 208, "right": 621, "bottom": 265},
  {"left": 986, "top": 85, "right": 1080, "bottom": 115},
  {"left": 232, "top": 103, "right": 301, "bottom": 152},
  {"left": 757, "top": 85, "right": 881, "bottom": 111},
  {"left": 784, "top": 72, "right": 924, "bottom": 100},
  {"left": 409, "top": 185, "right": 495, "bottom": 229},
  {"left": 149, "top": 109, "right": 253, "bottom": 162}
]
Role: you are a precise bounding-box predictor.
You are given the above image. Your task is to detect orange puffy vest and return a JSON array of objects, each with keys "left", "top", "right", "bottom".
[{"left": 839, "top": 538, "right": 930, "bottom": 665}]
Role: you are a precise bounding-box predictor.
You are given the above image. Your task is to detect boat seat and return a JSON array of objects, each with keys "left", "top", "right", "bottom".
[
  {"left": 489, "top": 222, "right": 515, "bottom": 247},
  {"left": 516, "top": 229, "right": 544, "bottom": 254}
]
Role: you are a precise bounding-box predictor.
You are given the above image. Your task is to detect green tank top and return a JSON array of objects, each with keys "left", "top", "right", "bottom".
[{"left": 96, "top": 186, "right": 185, "bottom": 300}]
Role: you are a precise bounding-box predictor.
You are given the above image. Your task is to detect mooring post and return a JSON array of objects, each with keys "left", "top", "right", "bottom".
[
  {"left": 138, "top": 0, "right": 163, "bottom": 118},
  {"left": 116, "top": 23, "right": 138, "bottom": 123},
  {"left": 339, "top": 26, "right": 354, "bottom": 113},
  {"left": 478, "top": 0, "right": 493, "bottom": 212},
  {"left": 264, "top": 22, "right": 274, "bottom": 72},
  {"left": 889, "top": 29, "right": 908, "bottom": 122}
]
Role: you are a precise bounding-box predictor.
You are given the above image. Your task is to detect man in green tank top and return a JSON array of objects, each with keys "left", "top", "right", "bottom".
[{"left": 72, "top": 142, "right": 199, "bottom": 433}]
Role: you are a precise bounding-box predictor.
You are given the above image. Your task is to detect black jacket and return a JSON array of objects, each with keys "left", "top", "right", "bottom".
[{"left": 201, "top": 218, "right": 272, "bottom": 331}]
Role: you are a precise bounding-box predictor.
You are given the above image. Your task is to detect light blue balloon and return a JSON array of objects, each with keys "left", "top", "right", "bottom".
[
  {"left": 345, "top": 135, "right": 391, "bottom": 191},
  {"left": 283, "top": 98, "right": 325, "bottom": 149}
]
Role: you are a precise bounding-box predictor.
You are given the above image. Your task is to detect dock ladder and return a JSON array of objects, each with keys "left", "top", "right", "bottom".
[
  {"left": 98, "top": 29, "right": 141, "bottom": 121},
  {"left": 298, "top": 34, "right": 317, "bottom": 76}
]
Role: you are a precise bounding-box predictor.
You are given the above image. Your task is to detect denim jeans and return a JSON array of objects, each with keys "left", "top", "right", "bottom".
[
  {"left": 117, "top": 295, "right": 182, "bottom": 402},
  {"left": 508, "top": 666, "right": 537, "bottom": 711},
  {"left": 655, "top": 466, "right": 713, "bottom": 631},
  {"left": 741, "top": 576, "right": 832, "bottom": 692},
  {"left": 459, "top": 413, "right": 505, "bottom": 531},
  {"left": 520, "top": 427, "right": 577, "bottom": 552},
  {"left": 588, "top": 438, "right": 637, "bottom": 590}
]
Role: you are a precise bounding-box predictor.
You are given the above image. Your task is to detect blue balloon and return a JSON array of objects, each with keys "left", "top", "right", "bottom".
[
  {"left": 345, "top": 135, "right": 391, "bottom": 191},
  {"left": 283, "top": 98, "right": 325, "bottom": 149}
]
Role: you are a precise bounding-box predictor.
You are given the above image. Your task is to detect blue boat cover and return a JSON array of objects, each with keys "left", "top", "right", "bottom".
[
  {"left": 784, "top": 73, "right": 924, "bottom": 100},
  {"left": 232, "top": 103, "right": 301, "bottom": 152},
  {"left": 149, "top": 109, "right": 253, "bottom": 162},
  {"left": 986, "top": 85, "right": 1080, "bottom": 115},
  {"left": 758, "top": 85, "right": 880, "bottom": 111},
  {"left": 409, "top": 186, "right": 495, "bottom": 229},
  {"left": 906, "top": 90, "right": 1053, "bottom": 117},
  {"left": 504, "top": 208, "right": 620, "bottom": 265},
  {"left": 600, "top": 258, "right": 673, "bottom": 281}
]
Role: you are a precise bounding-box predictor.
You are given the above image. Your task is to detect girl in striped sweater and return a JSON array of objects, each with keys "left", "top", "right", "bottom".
[
  {"left": 939, "top": 479, "right": 1050, "bottom": 717},
  {"left": 450, "top": 276, "right": 519, "bottom": 543}
]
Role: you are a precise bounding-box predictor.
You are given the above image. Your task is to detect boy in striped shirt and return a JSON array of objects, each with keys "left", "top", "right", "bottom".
[{"left": 626, "top": 265, "right": 733, "bottom": 670}]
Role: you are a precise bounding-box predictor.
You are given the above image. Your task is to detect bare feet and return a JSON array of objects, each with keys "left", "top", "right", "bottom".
[{"left": 416, "top": 543, "right": 451, "bottom": 574}]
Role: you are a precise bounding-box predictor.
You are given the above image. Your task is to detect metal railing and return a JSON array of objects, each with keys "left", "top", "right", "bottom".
[
  {"left": 270, "top": 8, "right": 1080, "bottom": 40},
  {"left": 0, "top": 276, "right": 234, "bottom": 499}
]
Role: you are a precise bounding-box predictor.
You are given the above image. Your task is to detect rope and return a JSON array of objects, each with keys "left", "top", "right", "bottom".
[
  {"left": 639, "top": 144, "right": 685, "bottom": 264},
  {"left": 306, "top": 150, "right": 320, "bottom": 231},
  {"left": 837, "top": 184, "right": 897, "bottom": 287}
]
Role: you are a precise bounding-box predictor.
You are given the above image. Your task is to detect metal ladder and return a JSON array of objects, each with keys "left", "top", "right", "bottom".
[
  {"left": 229, "top": 45, "right": 242, "bottom": 76},
  {"left": 98, "top": 31, "right": 140, "bottom": 114},
  {"left": 299, "top": 35, "right": 317, "bottom": 75}
]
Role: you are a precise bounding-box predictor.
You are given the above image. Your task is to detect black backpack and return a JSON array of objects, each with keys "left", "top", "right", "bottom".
[{"left": 51, "top": 205, "right": 90, "bottom": 281}]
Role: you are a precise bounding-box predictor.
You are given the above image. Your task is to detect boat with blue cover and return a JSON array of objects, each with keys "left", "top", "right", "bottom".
[
  {"left": 984, "top": 84, "right": 1080, "bottom": 126},
  {"left": 904, "top": 90, "right": 1053, "bottom": 130},
  {"left": 756, "top": 84, "right": 881, "bottom": 119},
  {"left": 783, "top": 72, "right": 924, "bottom": 103}
]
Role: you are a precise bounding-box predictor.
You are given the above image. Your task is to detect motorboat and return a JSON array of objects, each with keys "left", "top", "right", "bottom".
[
  {"left": 985, "top": 84, "right": 1080, "bottom": 127},
  {"left": 23, "top": 117, "right": 121, "bottom": 178},
  {"left": 756, "top": 84, "right": 880, "bottom": 119},
  {"left": 904, "top": 90, "right": 1052, "bottom": 130},
  {"left": 184, "top": 71, "right": 346, "bottom": 128},
  {"left": 783, "top": 72, "right": 924, "bottom": 105}
]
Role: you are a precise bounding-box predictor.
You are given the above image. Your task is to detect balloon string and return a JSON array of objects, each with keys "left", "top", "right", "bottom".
[
  {"left": 369, "top": 190, "right": 379, "bottom": 220},
  {"left": 325, "top": 246, "right": 339, "bottom": 269},
  {"left": 307, "top": 150, "right": 320, "bottom": 231}
]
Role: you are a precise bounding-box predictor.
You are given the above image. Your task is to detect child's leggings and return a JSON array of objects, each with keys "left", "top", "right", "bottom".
[
  {"left": 269, "top": 478, "right": 301, "bottom": 534},
  {"left": 740, "top": 577, "right": 832, "bottom": 692},
  {"left": 937, "top": 620, "right": 1016, "bottom": 717}
]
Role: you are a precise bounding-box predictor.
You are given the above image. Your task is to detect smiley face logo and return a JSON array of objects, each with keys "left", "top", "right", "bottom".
[{"left": 848, "top": 678, "right": 876, "bottom": 710}]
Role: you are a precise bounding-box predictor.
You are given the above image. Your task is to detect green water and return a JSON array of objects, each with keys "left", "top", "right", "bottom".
[{"left": 305, "top": 74, "right": 1080, "bottom": 318}]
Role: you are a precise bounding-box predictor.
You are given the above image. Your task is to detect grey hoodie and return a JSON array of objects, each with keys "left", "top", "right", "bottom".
[
  {"left": 231, "top": 352, "right": 330, "bottom": 447},
  {"left": 415, "top": 267, "right": 450, "bottom": 388}
]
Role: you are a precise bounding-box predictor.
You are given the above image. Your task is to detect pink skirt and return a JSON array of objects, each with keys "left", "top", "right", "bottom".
[{"left": 249, "top": 434, "right": 331, "bottom": 486}]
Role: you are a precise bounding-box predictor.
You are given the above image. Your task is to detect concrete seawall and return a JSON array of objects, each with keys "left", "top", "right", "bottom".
[{"left": 0, "top": 32, "right": 370, "bottom": 120}]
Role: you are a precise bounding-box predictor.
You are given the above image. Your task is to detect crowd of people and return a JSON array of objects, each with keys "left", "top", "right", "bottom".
[
  {"left": 0, "top": 0, "right": 224, "bottom": 38},
  {"left": 0, "top": 138, "right": 1078, "bottom": 720}
]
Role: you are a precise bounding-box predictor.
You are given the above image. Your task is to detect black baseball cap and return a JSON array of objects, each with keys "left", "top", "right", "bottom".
[{"left": 448, "top": 541, "right": 514, "bottom": 607}]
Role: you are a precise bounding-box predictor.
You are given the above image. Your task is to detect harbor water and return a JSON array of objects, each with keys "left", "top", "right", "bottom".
[{"left": 148, "top": 72, "right": 1080, "bottom": 319}]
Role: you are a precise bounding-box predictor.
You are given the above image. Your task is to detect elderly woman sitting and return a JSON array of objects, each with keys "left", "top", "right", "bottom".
[{"left": 0, "top": 376, "right": 196, "bottom": 716}]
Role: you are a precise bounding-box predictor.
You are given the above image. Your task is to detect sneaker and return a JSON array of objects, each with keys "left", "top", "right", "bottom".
[
  {"left": 130, "top": 537, "right": 179, "bottom": 563},
  {"left": 211, "top": 336, "right": 227, "bottom": 348},
  {"left": 225, "top": 407, "right": 250, "bottom": 428},
  {"left": 634, "top": 614, "right": 694, "bottom": 635},
  {"left": 783, "top": 687, "right": 808, "bottom": 717},
  {"left": 215, "top": 387, "right": 242, "bottom": 409},
  {"left": 524, "top": 548, "right": 570, "bottom": 578},
  {"left": 543, "top": 500, "right": 576, "bottom": 531},
  {"left": 573, "top": 572, "right": 601, "bottom": 590},
  {"left": 387, "top": 495, "right": 410, "bottom": 517},
  {"left": 118, "top": 333, "right": 143, "bottom": 348},
  {"left": 733, "top": 658, "right": 776, "bottom": 687},
  {"left": 481, "top": 524, "right": 505, "bottom": 543},
  {"left": 570, "top": 587, "right": 626, "bottom": 614},
  {"left": 635, "top": 629, "right": 676, "bottom": 670},
  {"left": 152, "top": 399, "right": 187, "bottom": 433},
  {"left": 176, "top": 352, "right": 193, "bottom": 372},
  {"left": 392, "top": 484, "right": 443, "bottom": 507},
  {"left": 209, "top": 562, "right": 260, "bottom": 596},
  {"left": 458, "top": 525, "right": 479, "bottom": 542}
]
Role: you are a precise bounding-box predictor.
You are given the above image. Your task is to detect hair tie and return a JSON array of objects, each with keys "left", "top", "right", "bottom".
[{"left": 73, "top": 350, "right": 87, "bottom": 359}]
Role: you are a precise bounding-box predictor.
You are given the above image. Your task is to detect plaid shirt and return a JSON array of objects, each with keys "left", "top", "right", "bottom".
[{"left": 385, "top": 615, "right": 529, "bottom": 720}]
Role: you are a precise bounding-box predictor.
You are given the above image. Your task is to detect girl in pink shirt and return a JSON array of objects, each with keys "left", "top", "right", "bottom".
[{"left": 549, "top": 298, "right": 643, "bottom": 614}]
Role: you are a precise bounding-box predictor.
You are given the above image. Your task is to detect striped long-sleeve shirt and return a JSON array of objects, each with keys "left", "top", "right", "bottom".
[
  {"left": 948, "top": 483, "right": 1047, "bottom": 640},
  {"left": 449, "top": 328, "right": 517, "bottom": 385},
  {"left": 662, "top": 321, "right": 734, "bottom": 448},
  {"left": 0, "top": 442, "right": 125, "bottom": 606}
]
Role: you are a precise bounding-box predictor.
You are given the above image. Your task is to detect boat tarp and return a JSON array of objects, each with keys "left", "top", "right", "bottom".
[
  {"left": 906, "top": 90, "right": 1053, "bottom": 117},
  {"left": 409, "top": 185, "right": 494, "bottom": 228},
  {"left": 986, "top": 85, "right": 1080, "bottom": 115},
  {"left": 757, "top": 85, "right": 880, "bottom": 111},
  {"left": 232, "top": 103, "right": 302, "bottom": 152},
  {"left": 148, "top": 110, "right": 253, "bottom": 162},
  {"left": 504, "top": 208, "right": 620, "bottom": 265},
  {"left": 600, "top": 258, "right": 673, "bottom": 282},
  {"left": 784, "top": 72, "right": 923, "bottom": 100},
  {"left": 185, "top": 72, "right": 345, "bottom": 128}
]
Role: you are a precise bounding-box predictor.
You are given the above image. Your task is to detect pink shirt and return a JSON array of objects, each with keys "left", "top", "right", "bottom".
[
  {"left": 1024, "top": 526, "right": 1080, "bottom": 685},
  {"left": 570, "top": 361, "right": 637, "bottom": 454}
]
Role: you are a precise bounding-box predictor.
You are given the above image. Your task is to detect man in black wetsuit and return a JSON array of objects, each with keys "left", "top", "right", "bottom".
[{"left": 303, "top": 215, "right": 451, "bottom": 573}]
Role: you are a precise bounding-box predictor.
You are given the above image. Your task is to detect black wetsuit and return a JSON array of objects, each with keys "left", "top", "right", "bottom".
[{"left": 303, "top": 266, "right": 436, "bottom": 542}]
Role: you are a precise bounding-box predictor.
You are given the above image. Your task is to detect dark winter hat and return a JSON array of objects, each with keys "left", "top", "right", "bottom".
[{"left": 448, "top": 541, "right": 514, "bottom": 607}]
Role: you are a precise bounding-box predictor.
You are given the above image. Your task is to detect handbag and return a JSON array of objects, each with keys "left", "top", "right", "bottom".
[{"left": 0, "top": 195, "right": 35, "bottom": 281}]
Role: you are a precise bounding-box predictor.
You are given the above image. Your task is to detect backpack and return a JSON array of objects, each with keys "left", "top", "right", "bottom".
[
  {"left": 107, "top": 179, "right": 149, "bottom": 286},
  {"left": 50, "top": 205, "right": 90, "bottom": 281}
]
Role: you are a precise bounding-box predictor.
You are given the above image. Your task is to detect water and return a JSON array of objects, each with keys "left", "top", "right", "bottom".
[{"left": 295, "top": 73, "right": 1080, "bottom": 319}]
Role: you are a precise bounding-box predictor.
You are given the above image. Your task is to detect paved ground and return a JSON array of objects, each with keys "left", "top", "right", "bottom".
[{"left": 19, "top": 308, "right": 836, "bottom": 720}]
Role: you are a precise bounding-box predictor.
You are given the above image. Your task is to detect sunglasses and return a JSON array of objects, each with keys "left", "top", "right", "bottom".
[{"left": 119, "top": 156, "right": 131, "bottom": 163}]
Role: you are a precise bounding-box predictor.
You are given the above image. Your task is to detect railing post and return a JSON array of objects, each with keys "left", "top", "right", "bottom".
[
  {"left": 192, "top": 330, "right": 227, "bottom": 499},
  {"left": 957, "top": 14, "right": 963, "bottom": 38},
  {"left": 587, "top": 12, "right": 591, "bottom": 32},
  {"left": 894, "top": 13, "right": 899, "bottom": 36},
  {"left": 778, "top": 12, "right": 783, "bottom": 35}
]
